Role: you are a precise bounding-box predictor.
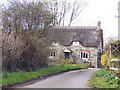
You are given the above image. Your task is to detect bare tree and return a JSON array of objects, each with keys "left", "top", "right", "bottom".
[
  {"left": 68, "top": 0, "right": 87, "bottom": 26},
  {"left": 53, "top": 0, "right": 87, "bottom": 26}
]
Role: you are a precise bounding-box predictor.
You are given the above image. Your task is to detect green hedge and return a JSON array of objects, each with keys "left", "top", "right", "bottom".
[
  {"left": 89, "top": 68, "right": 120, "bottom": 88},
  {"left": 2, "top": 64, "right": 88, "bottom": 87}
]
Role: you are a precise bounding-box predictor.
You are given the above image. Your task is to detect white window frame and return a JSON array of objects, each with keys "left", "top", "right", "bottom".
[
  {"left": 80, "top": 52, "right": 89, "bottom": 59},
  {"left": 52, "top": 41, "right": 59, "bottom": 46},
  {"left": 73, "top": 41, "right": 79, "bottom": 46},
  {"left": 50, "top": 50, "right": 56, "bottom": 58}
]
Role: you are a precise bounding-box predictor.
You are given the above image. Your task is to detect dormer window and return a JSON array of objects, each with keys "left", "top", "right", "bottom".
[
  {"left": 52, "top": 41, "right": 59, "bottom": 46},
  {"left": 73, "top": 41, "right": 79, "bottom": 46}
]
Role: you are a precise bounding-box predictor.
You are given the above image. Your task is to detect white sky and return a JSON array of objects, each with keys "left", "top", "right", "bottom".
[
  {"left": 71, "top": 0, "right": 119, "bottom": 44},
  {"left": 0, "top": 0, "right": 119, "bottom": 44}
]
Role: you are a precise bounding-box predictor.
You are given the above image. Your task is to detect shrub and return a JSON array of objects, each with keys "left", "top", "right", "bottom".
[
  {"left": 94, "top": 69, "right": 112, "bottom": 77},
  {"left": 89, "top": 68, "right": 120, "bottom": 88},
  {"left": 101, "top": 40, "right": 120, "bottom": 70},
  {"left": 101, "top": 52, "right": 109, "bottom": 66},
  {"left": 105, "top": 75, "right": 115, "bottom": 82},
  {"left": 107, "top": 79, "right": 118, "bottom": 85},
  {"left": 118, "top": 56, "right": 120, "bottom": 58},
  {"left": 61, "top": 59, "right": 71, "bottom": 64},
  {"left": 2, "top": 31, "right": 49, "bottom": 72},
  {"left": 2, "top": 1, "right": 57, "bottom": 72}
]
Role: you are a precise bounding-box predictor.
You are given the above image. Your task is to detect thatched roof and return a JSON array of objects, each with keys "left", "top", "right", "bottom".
[{"left": 49, "top": 26, "right": 103, "bottom": 47}]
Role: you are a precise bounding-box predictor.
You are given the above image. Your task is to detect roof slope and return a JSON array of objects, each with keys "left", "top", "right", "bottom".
[{"left": 49, "top": 26, "right": 103, "bottom": 47}]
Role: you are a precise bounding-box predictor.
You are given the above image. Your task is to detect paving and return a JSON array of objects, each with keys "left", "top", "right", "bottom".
[{"left": 21, "top": 68, "right": 100, "bottom": 88}]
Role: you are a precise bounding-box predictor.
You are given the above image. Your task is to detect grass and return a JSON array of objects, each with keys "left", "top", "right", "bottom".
[
  {"left": 89, "top": 77, "right": 106, "bottom": 88},
  {"left": 2, "top": 64, "right": 88, "bottom": 87},
  {"left": 88, "top": 68, "right": 120, "bottom": 88}
]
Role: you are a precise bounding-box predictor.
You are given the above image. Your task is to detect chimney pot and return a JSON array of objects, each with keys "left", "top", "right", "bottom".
[{"left": 97, "top": 21, "right": 101, "bottom": 29}]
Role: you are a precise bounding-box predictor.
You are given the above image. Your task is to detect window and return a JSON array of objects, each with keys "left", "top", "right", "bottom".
[
  {"left": 73, "top": 41, "right": 79, "bottom": 46},
  {"left": 80, "top": 52, "right": 89, "bottom": 59},
  {"left": 50, "top": 50, "right": 56, "bottom": 57},
  {"left": 52, "top": 42, "right": 59, "bottom": 46}
]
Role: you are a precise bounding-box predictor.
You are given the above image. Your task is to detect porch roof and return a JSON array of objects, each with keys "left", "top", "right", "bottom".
[{"left": 64, "top": 49, "right": 71, "bottom": 52}]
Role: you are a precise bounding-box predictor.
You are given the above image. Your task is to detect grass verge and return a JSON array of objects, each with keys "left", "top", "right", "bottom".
[
  {"left": 88, "top": 68, "right": 120, "bottom": 88},
  {"left": 2, "top": 64, "right": 88, "bottom": 87}
]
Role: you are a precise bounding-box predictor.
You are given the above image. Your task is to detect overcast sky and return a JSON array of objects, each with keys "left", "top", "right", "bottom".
[
  {"left": 71, "top": 0, "right": 119, "bottom": 44},
  {"left": 0, "top": 0, "right": 119, "bottom": 44}
]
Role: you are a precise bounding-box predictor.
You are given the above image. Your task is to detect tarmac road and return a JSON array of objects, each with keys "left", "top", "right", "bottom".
[{"left": 21, "top": 68, "right": 100, "bottom": 88}]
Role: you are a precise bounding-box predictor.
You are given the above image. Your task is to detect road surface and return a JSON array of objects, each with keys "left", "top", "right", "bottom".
[{"left": 21, "top": 68, "right": 99, "bottom": 88}]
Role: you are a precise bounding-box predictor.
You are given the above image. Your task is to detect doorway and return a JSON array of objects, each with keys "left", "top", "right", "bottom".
[{"left": 64, "top": 52, "right": 70, "bottom": 59}]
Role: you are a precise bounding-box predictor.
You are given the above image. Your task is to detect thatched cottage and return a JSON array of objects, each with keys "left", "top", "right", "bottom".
[{"left": 49, "top": 21, "right": 103, "bottom": 68}]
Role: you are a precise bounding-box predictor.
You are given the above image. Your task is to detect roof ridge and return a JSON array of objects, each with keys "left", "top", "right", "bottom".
[{"left": 52, "top": 26, "right": 100, "bottom": 30}]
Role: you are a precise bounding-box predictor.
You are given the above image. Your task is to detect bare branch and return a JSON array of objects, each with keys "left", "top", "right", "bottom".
[{"left": 53, "top": 0, "right": 87, "bottom": 26}]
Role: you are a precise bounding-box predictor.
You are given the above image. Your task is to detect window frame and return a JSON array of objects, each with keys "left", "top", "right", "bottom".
[
  {"left": 73, "top": 41, "right": 79, "bottom": 46},
  {"left": 52, "top": 41, "right": 59, "bottom": 46},
  {"left": 50, "top": 49, "right": 57, "bottom": 58},
  {"left": 80, "top": 51, "right": 89, "bottom": 59}
]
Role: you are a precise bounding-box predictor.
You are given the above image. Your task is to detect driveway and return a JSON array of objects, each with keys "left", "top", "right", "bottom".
[{"left": 21, "top": 68, "right": 100, "bottom": 88}]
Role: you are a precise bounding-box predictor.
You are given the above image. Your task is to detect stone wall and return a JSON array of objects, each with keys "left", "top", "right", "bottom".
[{"left": 50, "top": 44, "right": 98, "bottom": 68}]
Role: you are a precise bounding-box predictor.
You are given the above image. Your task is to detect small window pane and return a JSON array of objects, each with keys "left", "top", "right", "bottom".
[
  {"left": 73, "top": 41, "right": 79, "bottom": 46},
  {"left": 86, "top": 53, "right": 88, "bottom": 58},
  {"left": 80, "top": 52, "right": 89, "bottom": 59},
  {"left": 81, "top": 52, "right": 82, "bottom": 58},
  {"left": 50, "top": 50, "right": 56, "bottom": 57},
  {"left": 50, "top": 52, "right": 52, "bottom": 56},
  {"left": 83, "top": 53, "right": 85, "bottom": 58},
  {"left": 53, "top": 51, "right": 55, "bottom": 56},
  {"left": 52, "top": 42, "right": 59, "bottom": 46}
]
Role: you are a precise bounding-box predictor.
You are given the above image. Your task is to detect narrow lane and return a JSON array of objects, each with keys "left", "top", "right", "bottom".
[{"left": 21, "top": 68, "right": 100, "bottom": 88}]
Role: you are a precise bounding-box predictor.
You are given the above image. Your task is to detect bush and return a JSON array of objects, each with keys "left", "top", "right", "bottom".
[
  {"left": 94, "top": 69, "right": 112, "bottom": 77},
  {"left": 101, "top": 52, "right": 109, "bottom": 67},
  {"left": 106, "top": 75, "right": 115, "bottom": 82},
  {"left": 107, "top": 79, "right": 119, "bottom": 85},
  {"left": 2, "top": 1, "right": 56, "bottom": 72},
  {"left": 101, "top": 40, "right": 120, "bottom": 69},
  {"left": 2, "top": 24, "right": 50, "bottom": 72},
  {"left": 89, "top": 68, "right": 119, "bottom": 88},
  {"left": 61, "top": 59, "right": 71, "bottom": 64}
]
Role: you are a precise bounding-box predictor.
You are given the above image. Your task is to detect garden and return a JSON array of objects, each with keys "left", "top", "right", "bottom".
[{"left": 89, "top": 40, "right": 120, "bottom": 88}]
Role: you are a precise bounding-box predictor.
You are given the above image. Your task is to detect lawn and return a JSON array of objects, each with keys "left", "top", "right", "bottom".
[
  {"left": 89, "top": 68, "right": 120, "bottom": 88},
  {"left": 2, "top": 64, "right": 88, "bottom": 87}
]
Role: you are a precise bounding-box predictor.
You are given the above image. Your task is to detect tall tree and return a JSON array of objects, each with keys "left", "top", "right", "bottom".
[
  {"left": 2, "top": 1, "right": 56, "bottom": 34},
  {"left": 2, "top": 1, "right": 56, "bottom": 72},
  {"left": 51, "top": 0, "right": 87, "bottom": 26}
]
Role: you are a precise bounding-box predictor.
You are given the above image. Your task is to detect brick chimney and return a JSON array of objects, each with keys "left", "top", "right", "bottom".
[{"left": 97, "top": 21, "right": 101, "bottom": 29}]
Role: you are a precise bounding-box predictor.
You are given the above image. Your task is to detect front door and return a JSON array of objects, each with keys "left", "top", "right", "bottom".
[{"left": 64, "top": 52, "right": 70, "bottom": 59}]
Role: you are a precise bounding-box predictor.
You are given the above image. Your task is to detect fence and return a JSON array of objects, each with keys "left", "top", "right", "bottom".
[{"left": 109, "top": 42, "right": 120, "bottom": 78}]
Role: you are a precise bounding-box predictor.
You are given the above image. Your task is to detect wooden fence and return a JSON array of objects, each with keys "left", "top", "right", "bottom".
[{"left": 110, "top": 58, "right": 120, "bottom": 78}]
